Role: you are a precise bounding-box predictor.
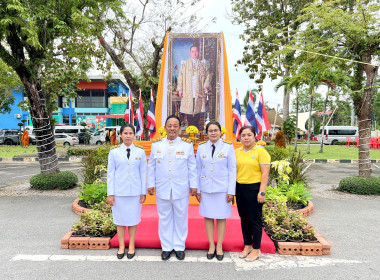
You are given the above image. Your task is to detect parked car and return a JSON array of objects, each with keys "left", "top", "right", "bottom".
[
  {"left": 317, "top": 126, "right": 358, "bottom": 145},
  {"left": 0, "top": 130, "right": 20, "bottom": 145},
  {"left": 90, "top": 126, "right": 121, "bottom": 145},
  {"left": 54, "top": 133, "right": 79, "bottom": 146},
  {"left": 0, "top": 129, "right": 36, "bottom": 145}
]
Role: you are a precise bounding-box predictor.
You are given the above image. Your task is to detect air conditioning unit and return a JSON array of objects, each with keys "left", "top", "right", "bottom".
[{"left": 14, "top": 114, "right": 21, "bottom": 119}]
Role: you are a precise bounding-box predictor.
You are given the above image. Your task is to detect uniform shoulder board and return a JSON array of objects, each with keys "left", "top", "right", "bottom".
[
  {"left": 198, "top": 141, "right": 207, "bottom": 145},
  {"left": 110, "top": 144, "right": 121, "bottom": 150},
  {"left": 135, "top": 144, "right": 144, "bottom": 149},
  {"left": 181, "top": 137, "right": 192, "bottom": 143},
  {"left": 152, "top": 137, "right": 163, "bottom": 143},
  {"left": 222, "top": 140, "right": 232, "bottom": 145}
]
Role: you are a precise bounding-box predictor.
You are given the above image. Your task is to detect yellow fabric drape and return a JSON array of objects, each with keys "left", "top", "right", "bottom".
[
  {"left": 153, "top": 32, "right": 169, "bottom": 139},
  {"left": 222, "top": 33, "right": 234, "bottom": 142}
]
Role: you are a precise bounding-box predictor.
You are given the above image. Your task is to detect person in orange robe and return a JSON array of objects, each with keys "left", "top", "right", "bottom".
[
  {"left": 22, "top": 129, "right": 29, "bottom": 146},
  {"left": 110, "top": 129, "right": 117, "bottom": 145}
]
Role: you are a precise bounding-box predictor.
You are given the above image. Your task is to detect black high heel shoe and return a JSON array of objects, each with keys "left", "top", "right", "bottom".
[{"left": 207, "top": 249, "right": 216, "bottom": 260}]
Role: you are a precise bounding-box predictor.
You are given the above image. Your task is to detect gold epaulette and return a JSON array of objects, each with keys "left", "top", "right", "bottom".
[
  {"left": 181, "top": 137, "right": 192, "bottom": 143},
  {"left": 135, "top": 144, "right": 144, "bottom": 149},
  {"left": 222, "top": 140, "right": 232, "bottom": 145},
  {"left": 152, "top": 137, "right": 163, "bottom": 143},
  {"left": 110, "top": 144, "right": 121, "bottom": 150},
  {"left": 198, "top": 141, "right": 207, "bottom": 145}
]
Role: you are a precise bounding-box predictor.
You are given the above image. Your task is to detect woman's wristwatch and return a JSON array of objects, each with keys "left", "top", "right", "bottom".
[{"left": 259, "top": 192, "right": 265, "bottom": 196}]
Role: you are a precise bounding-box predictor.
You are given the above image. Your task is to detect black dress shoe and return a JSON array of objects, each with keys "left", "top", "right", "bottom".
[
  {"left": 117, "top": 251, "right": 125, "bottom": 259},
  {"left": 127, "top": 251, "right": 135, "bottom": 259},
  {"left": 207, "top": 249, "right": 216, "bottom": 260},
  {"left": 175, "top": 250, "right": 185, "bottom": 260},
  {"left": 161, "top": 250, "right": 172, "bottom": 260},
  {"left": 216, "top": 252, "right": 224, "bottom": 261}
]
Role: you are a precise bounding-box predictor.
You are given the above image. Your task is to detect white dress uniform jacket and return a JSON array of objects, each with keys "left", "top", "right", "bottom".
[
  {"left": 196, "top": 139, "right": 236, "bottom": 195},
  {"left": 148, "top": 137, "right": 197, "bottom": 199},
  {"left": 107, "top": 143, "right": 147, "bottom": 196}
]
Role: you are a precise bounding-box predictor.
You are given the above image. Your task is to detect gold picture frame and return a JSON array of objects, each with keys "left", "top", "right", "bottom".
[{"left": 167, "top": 33, "right": 221, "bottom": 129}]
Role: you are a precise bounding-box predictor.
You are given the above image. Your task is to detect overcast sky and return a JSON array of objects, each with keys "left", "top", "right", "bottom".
[{"left": 196, "top": 0, "right": 284, "bottom": 109}]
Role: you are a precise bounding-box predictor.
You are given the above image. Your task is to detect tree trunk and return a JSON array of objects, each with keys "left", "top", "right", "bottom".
[
  {"left": 319, "top": 88, "right": 329, "bottom": 153},
  {"left": 21, "top": 76, "right": 60, "bottom": 174},
  {"left": 282, "top": 65, "right": 290, "bottom": 121},
  {"left": 99, "top": 37, "right": 140, "bottom": 94},
  {"left": 293, "top": 89, "right": 299, "bottom": 151},
  {"left": 357, "top": 52, "right": 378, "bottom": 177},
  {"left": 306, "top": 89, "right": 314, "bottom": 154}
]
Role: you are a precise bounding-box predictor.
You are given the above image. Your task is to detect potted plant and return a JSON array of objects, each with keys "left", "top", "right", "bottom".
[
  {"left": 287, "top": 229, "right": 303, "bottom": 242},
  {"left": 302, "top": 224, "right": 318, "bottom": 242}
]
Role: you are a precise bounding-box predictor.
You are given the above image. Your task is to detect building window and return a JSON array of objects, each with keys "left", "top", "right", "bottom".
[
  {"left": 71, "top": 115, "right": 76, "bottom": 125},
  {"left": 76, "top": 90, "right": 106, "bottom": 108},
  {"left": 62, "top": 115, "right": 70, "bottom": 125}
]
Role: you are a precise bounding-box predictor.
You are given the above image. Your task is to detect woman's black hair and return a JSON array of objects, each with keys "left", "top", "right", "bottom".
[
  {"left": 239, "top": 125, "right": 256, "bottom": 137},
  {"left": 206, "top": 121, "right": 221, "bottom": 133},
  {"left": 165, "top": 114, "right": 181, "bottom": 126},
  {"left": 120, "top": 123, "right": 135, "bottom": 135}
]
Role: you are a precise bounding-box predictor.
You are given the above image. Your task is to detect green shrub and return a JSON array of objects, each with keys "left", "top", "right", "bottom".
[
  {"left": 81, "top": 145, "right": 111, "bottom": 184},
  {"left": 78, "top": 182, "right": 107, "bottom": 206},
  {"left": 30, "top": 171, "right": 78, "bottom": 190},
  {"left": 288, "top": 150, "right": 309, "bottom": 183},
  {"left": 265, "top": 145, "right": 293, "bottom": 162},
  {"left": 67, "top": 147, "right": 94, "bottom": 157},
  {"left": 338, "top": 177, "right": 380, "bottom": 195}
]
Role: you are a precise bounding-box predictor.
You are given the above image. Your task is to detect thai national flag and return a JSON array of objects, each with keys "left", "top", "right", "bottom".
[
  {"left": 255, "top": 92, "right": 271, "bottom": 140},
  {"left": 244, "top": 90, "right": 259, "bottom": 136},
  {"left": 124, "top": 92, "right": 135, "bottom": 124},
  {"left": 146, "top": 89, "right": 156, "bottom": 138},
  {"left": 135, "top": 91, "right": 144, "bottom": 137},
  {"left": 232, "top": 90, "right": 243, "bottom": 139}
]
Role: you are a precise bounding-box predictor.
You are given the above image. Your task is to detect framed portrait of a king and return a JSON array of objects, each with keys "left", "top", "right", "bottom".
[{"left": 167, "top": 33, "right": 221, "bottom": 131}]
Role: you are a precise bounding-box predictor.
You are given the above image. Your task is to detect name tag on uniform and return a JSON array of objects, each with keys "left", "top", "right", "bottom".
[
  {"left": 154, "top": 153, "right": 164, "bottom": 159},
  {"left": 135, "top": 157, "right": 141, "bottom": 160},
  {"left": 202, "top": 155, "right": 207, "bottom": 158},
  {"left": 200, "top": 175, "right": 206, "bottom": 178},
  {"left": 176, "top": 151, "right": 186, "bottom": 159}
]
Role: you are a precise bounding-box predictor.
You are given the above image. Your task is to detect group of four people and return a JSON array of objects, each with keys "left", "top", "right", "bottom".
[{"left": 107, "top": 115, "right": 270, "bottom": 261}]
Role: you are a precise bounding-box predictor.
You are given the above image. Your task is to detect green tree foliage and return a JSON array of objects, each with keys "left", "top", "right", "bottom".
[
  {"left": 294, "top": 0, "right": 380, "bottom": 177},
  {"left": 0, "top": 0, "right": 120, "bottom": 174},
  {"left": 0, "top": 60, "right": 20, "bottom": 114},
  {"left": 230, "top": 0, "right": 313, "bottom": 121}
]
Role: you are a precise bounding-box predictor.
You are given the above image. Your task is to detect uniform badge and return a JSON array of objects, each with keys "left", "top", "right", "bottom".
[
  {"left": 202, "top": 155, "right": 207, "bottom": 158},
  {"left": 157, "top": 160, "right": 161, "bottom": 163},
  {"left": 135, "top": 157, "right": 141, "bottom": 160},
  {"left": 202, "top": 164, "right": 205, "bottom": 168},
  {"left": 157, "top": 150, "right": 162, "bottom": 154},
  {"left": 218, "top": 152, "right": 226, "bottom": 158}
]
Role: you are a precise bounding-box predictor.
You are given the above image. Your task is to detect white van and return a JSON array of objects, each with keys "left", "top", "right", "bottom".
[
  {"left": 90, "top": 126, "right": 121, "bottom": 145},
  {"left": 54, "top": 125, "right": 86, "bottom": 135},
  {"left": 317, "top": 126, "right": 358, "bottom": 145}
]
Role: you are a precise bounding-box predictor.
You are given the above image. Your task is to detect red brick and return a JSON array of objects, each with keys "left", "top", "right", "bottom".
[
  {"left": 89, "top": 237, "right": 110, "bottom": 250},
  {"left": 61, "top": 231, "right": 73, "bottom": 249},
  {"left": 69, "top": 236, "right": 90, "bottom": 249},
  {"left": 300, "top": 242, "right": 323, "bottom": 256},
  {"left": 317, "top": 236, "right": 331, "bottom": 255},
  {"left": 277, "top": 242, "right": 301, "bottom": 255}
]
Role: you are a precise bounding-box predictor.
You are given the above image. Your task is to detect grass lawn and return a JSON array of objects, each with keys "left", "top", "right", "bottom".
[
  {"left": 0, "top": 145, "right": 63, "bottom": 157},
  {"left": 295, "top": 145, "right": 380, "bottom": 159}
]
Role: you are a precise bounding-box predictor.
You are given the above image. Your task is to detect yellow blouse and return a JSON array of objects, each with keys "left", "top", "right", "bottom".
[{"left": 235, "top": 144, "right": 271, "bottom": 184}]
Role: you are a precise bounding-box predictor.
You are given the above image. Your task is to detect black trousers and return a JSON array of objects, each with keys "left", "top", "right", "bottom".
[{"left": 236, "top": 182, "right": 263, "bottom": 249}]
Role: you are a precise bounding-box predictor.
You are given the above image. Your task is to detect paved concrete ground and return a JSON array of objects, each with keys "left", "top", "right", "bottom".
[
  {"left": 0, "top": 162, "right": 380, "bottom": 279},
  {"left": 0, "top": 163, "right": 83, "bottom": 188}
]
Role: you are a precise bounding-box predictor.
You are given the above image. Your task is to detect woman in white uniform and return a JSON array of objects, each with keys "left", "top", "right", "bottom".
[
  {"left": 107, "top": 123, "right": 147, "bottom": 259},
  {"left": 196, "top": 121, "right": 236, "bottom": 261}
]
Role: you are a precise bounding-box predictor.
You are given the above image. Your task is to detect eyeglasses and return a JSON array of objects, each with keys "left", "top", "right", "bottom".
[{"left": 208, "top": 129, "right": 220, "bottom": 133}]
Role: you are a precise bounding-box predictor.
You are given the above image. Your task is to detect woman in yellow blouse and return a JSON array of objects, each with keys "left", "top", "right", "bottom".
[{"left": 235, "top": 126, "right": 270, "bottom": 262}]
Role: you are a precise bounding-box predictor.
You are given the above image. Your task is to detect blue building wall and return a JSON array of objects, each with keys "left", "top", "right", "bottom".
[
  {"left": 1, "top": 88, "right": 28, "bottom": 129},
  {"left": 2, "top": 79, "right": 129, "bottom": 129}
]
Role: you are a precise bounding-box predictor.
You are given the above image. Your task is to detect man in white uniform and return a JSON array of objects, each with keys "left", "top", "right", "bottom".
[{"left": 148, "top": 115, "right": 197, "bottom": 260}]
